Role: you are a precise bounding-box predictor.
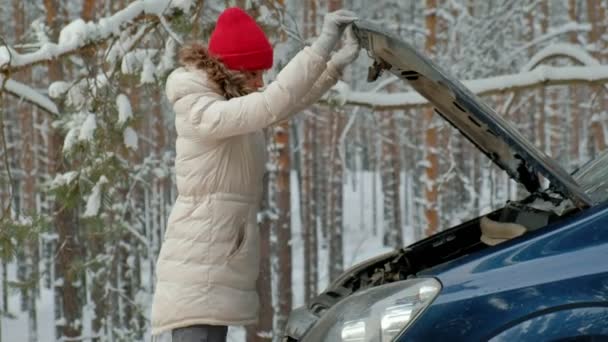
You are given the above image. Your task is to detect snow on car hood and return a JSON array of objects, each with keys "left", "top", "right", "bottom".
[{"left": 353, "top": 20, "right": 593, "bottom": 208}]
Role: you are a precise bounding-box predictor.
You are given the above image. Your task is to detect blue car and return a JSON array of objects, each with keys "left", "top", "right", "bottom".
[{"left": 283, "top": 21, "right": 608, "bottom": 342}]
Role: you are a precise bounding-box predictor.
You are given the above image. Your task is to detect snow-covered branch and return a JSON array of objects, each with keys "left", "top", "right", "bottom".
[
  {"left": 522, "top": 43, "right": 599, "bottom": 71},
  {"left": 0, "top": 0, "right": 195, "bottom": 115},
  {"left": 334, "top": 65, "right": 608, "bottom": 110},
  {"left": 0, "top": 75, "right": 59, "bottom": 115},
  {"left": 502, "top": 22, "right": 592, "bottom": 63},
  {"left": 0, "top": 0, "right": 194, "bottom": 73}
]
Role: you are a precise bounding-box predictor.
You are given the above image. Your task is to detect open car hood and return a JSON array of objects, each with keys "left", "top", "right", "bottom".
[{"left": 352, "top": 20, "right": 593, "bottom": 208}]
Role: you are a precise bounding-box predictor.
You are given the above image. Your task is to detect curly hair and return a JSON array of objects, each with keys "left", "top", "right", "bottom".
[{"left": 178, "top": 43, "right": 254, "bottom": 99}]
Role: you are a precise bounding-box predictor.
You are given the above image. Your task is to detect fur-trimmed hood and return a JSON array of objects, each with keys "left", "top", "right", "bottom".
[{"left": 177, "top": 43, "right": 253, "bottom": 100}]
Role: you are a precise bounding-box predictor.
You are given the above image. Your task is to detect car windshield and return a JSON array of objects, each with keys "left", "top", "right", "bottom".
[{"left": 572, "top": 151, "right": 608, "bottom": 204}]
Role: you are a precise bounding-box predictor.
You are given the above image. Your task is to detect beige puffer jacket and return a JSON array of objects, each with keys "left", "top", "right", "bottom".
[{"left": 151, "top": 46, "right": 341, "bottom": 335}]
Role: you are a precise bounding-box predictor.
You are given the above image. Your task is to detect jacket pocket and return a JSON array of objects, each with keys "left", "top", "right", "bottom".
[
  {"left": 227, "top": 218, "right": 247, "bottom": 260},
  {"left": 209, "top": 194, "right": 253, "bottom": 262}
]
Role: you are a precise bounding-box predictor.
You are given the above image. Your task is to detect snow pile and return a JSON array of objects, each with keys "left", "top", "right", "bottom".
[
  {"left": 83, "top": 176, "right": 109, "bottom": 217},
  {"left": 121, "top": 49, "right": 158, "bottom": 75},
  {"left": 63, "top": 127, "right": 79, "bottom": 153},
  {"left": 78, "top": 113, "right": 97, "bottom": 141},
  {"left": 58, "top": 19, "right": 96, "bottom": 47},
  {"left": 156, "top": 38, "right": 177, "bottom": 76},
  {"left": 62, "top": 111, "right": 92, "bottom": 153},
  {"left": 123, "top": 127, "right": 138, "bottom": 150},
  {"left": 327, "top": 80, "right": 351, "bottom": 106},
  {"left": 52, "top": 79, "right": 93, "bottom": 109},
  {"left": 143, "top": 0, "right": 172, "bottom": 15},
  {"left": 48, "top": 81, "right": 71, "bottom": 99},
  {"left": 51, "top": 171, "right": 79, "bottom": 188},
  {"left": 141, "top": 56, "right": 156, "bottom": 83},
  {"left": 66, "top": 82, "right": 88, "bottom": 109},
  {"left": 62, "top": 112, "right": 87, "bottom": 153},
  {"left": 55, "top": 75, "right": 110, "bottom": 109},
  {"left": 116, "top": 94, "right": 133, "bottom": 125}
]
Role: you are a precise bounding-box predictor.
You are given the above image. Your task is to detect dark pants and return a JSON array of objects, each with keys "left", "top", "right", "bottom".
[{"left": 171, "top": 325, "right": 228, "bottom": 342}]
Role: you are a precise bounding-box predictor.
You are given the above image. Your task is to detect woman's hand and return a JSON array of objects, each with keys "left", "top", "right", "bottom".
[
  {"left": 311, "top": 9, "right": 358, "bottom": 58},
  {"left": 330, "top": 25, "right": 360, "bottom": 70}
]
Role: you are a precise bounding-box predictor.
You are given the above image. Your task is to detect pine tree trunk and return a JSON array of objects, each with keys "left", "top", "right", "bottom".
[
  {"left": 327, "top": 110, "right": 344, "bottom": 281},
  {"left": 367, "top": 116, "right": 379, "bottom": 236},
  {"left": 53, "top": 210, "right": 82, "bottom": 339},
  {"left": 524, "top": 10, "right": 537, "bottom": 154},
  {"left": 569, "top": 0, "right": 581, "bottom": 165},
  {"left": 272, "top": 121, "right": 292, "bottom": 336},
  {"left": 124, "top": 82, "right": 136, "bottom": 337},
  {"left": 301, "top": 0, "right": 318, "bottom": 306},
  {"left": 599, "top": 1, "right": 608, "bottom": 153},
  {"left": 89, "top": 225, "right": 106, "bottom": 338},
  {"left": 246, "top": 192, "right": 273, "bottom": 342},
  {"left": 423, "top": 0, "right": 440, "bottom": 237},
  {"left": 379, "top": 110, "right": 403, "bottom": 248},
  {"left": 301, "top": 116, "right": 317, "bottom": 304},
  {"left": 587, "top": 0, "right": 607, "bottom": 154},
  {"left": 315, "top": 115, "right": 329, "bottom": 242},
  {"left": 325, "top": 0, "right": 345, "bottom": 284},
  {"left": 405, "top": 111, "right": 423, "bottom": 241},
  {"left": 43, "top": 0, "right": 83, "bottom": 339},
  {"left": 82, "top": 0, "right": 96, "bottom": 21},
  {"left": 12, "top": 0, "right": 39, "bottom": 340},
  {"left": 538, "top": 0, "right": 549, "bottom": 154}
]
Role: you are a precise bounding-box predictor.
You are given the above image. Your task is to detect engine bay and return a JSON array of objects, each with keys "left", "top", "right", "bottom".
[{"left": 307, "top": 191, "right": 582, "bottom": 316}]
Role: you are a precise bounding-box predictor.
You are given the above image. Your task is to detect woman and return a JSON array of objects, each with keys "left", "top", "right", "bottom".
[{"left": 151, "top": 7, "right": 360, "bottom": 341}]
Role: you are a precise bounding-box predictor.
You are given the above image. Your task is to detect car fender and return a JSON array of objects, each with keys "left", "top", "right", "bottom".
[{"left": 488, "top": 306, "right": 608, "bottom": 341}]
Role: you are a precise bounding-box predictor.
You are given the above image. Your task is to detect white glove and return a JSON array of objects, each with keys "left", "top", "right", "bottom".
[
  {"left": 330, "top": 25, "right": 360, "bottom": 70},
  {"left": 311, "top": 9, "right": 358, "bottom": 58}
]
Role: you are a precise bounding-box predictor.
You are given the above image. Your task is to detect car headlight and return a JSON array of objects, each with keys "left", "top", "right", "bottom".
[{"left": 302, "top": 278, "right": 441, "bottom": 342}]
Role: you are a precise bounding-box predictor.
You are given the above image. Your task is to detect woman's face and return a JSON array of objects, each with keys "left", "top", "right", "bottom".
[{"left": 244, "top": 70, "right": 265, "bottom": 90}]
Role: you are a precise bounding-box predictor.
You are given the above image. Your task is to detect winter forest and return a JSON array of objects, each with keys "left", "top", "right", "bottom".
[{"left": 1, "top": 0, "right": 607, "bottom": 341}]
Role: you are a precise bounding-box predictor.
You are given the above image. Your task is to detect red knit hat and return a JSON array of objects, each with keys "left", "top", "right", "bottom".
[{"left": 208, "top": 7, "right": 274, "bottom": 71}]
